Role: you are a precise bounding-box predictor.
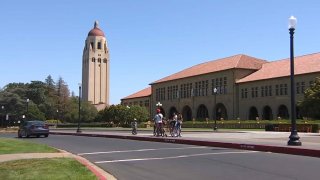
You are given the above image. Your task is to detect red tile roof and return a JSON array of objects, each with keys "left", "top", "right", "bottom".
[
  {"left": 237, "top": 52, "right": 320, "bottom": 83},
  {"left": 151, "top": 54, "right": 267, "bottom": 84},
  {"left": 121, "top": 87, "right": 151, "bottom": 100}
]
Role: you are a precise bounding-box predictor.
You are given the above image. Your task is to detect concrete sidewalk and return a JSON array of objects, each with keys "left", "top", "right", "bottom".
[{"left": 50, "top": 129, "right": 320, "bottom": 158}]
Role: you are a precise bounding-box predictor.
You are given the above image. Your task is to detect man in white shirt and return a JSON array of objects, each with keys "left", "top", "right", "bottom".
[{"left": 153, "top": 109, "right": 163, "bottom": 136}]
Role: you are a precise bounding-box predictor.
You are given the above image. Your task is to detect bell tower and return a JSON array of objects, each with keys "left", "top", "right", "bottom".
[{"left": 82, "top": 21, "right": 110, "bottom": 110}]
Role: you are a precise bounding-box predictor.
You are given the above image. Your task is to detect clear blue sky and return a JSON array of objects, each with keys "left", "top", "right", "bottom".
[{"left": 1, "top": 0, "right": 319, "bottom": 104}]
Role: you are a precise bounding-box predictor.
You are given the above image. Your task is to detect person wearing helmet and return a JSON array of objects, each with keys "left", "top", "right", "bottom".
[{"left": 153, "top": 109, "right": 163, "bottom": 136}]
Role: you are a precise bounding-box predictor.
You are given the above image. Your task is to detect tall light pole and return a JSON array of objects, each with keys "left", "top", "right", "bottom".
[
  {"left": 56, "top": 109, "right": 59, "bottom": 128},
  {"left": 1, "top": 106, "right": 4, "bottom": 128},
  {"left": 76, "top": 83, "right": 82, "bottom": 133},
  {"left": 213, "top": 88, "right": 218, "bottom": 131},
  {"left": 287, "top": 16, "right": 301, "bottom": 146},
  {"left": 26, "top": 98, "right": 29, "bottom": 121}
]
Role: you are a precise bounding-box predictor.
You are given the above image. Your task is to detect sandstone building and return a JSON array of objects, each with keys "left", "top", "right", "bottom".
[{"left": 121, "top": 53, "right": 320, "bottom": 121}]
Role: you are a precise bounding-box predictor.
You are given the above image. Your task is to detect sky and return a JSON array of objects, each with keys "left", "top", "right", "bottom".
[{"left": 1, "top": 0, "right": 320, "bottom": 104}]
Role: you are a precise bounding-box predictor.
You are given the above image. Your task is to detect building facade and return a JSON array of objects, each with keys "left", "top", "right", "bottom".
[
  {"left": 82, "top": 21, "right": 110, "bottom": 110},
  {"left": 121, "top": 53, "right": 320, "bottom": 121}
]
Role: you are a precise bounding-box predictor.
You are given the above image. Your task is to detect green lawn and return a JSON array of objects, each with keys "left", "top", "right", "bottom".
[
  {"left": 0, "top": 138, "right": 58, "bottom": 154},
  {"left": 0, "top": 138, "right": 97, "bottom": 179},
  {"left": 0, "top": 158, "right": 97, "bottom": 180}
]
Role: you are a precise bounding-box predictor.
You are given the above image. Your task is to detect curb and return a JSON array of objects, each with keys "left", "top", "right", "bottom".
[
  {"left": 57, "top": 149, "right": 116, "bottom": 180},
  {"left": 73, "top": 155, "right": 116, "bottom": 180},
  {"left": 51, "top": 132, "right": 320, "bottom": 158}
]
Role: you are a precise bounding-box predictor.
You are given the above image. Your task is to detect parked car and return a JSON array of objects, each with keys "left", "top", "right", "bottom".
[{"left": 18, "top": 120, "right": 49, "bottom": 138}]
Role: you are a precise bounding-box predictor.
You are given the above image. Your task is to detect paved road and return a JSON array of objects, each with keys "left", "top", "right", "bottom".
[{"left": 2, "top": 133, "right": 320, "bottom": 180}]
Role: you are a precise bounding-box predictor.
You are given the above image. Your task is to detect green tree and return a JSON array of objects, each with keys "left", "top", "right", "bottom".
[
  {"left": 299, "top": 77, "right": 320, "bottom": 119},
  {"left": 81, "top": 101, "right": 98, "bottom": 122},
  {"left": 56, "top": 77, "right": 70, "bottom": 122},
  {"left": 98, "top": 105, "right": 150, "bottom": 126},
  {"left": 127, "top": 105, "right": 149, "bottom": 123}
]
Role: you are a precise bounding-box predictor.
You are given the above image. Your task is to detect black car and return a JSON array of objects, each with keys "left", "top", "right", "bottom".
[{"left": 18, "top": 120, "right": 49, "bottom": 138}]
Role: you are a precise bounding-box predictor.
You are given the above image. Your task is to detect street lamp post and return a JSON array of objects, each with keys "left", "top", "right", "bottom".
[
  {"left": 1, "top": 106, "right": 4, "bottom": 128},
  {"left": 213, "top": 88, "right": 218, "bottom": 131},
  {"left": 56, "top": 109, "right": 59, "bottom": 128},
  {"left": 287, "top": 16, "right": 301, "bottom": 146},
  {"left": 76, "top": 83, "right": 82, "bottom": 133},
  {"left": 26, "top": 98, "right": 29, "bottom": 121}
]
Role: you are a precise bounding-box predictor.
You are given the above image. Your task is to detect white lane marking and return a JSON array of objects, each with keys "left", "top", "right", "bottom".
[
  {"left": 95, "top": 151, "right": 257, "bottom": 164},
  {"left": 78, "top": 146, "right": 207, "bottom": 156}
]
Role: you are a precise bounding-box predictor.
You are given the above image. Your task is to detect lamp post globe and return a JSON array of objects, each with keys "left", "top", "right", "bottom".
[
  {"left": 156, "top": 101, "right": 162, "bottom": 109},
  {"left": 287, "top": 16, "right": 301, "bottom": 146}
]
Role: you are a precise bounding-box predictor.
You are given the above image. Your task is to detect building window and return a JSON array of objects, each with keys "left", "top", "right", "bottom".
[
  {"left": 223, "top": 77, "right": 227, "bottom": 94},
  {"left": 174, "top": 85, "right": 178, "bottom": 99},
  {"left": 161, "top": 87, "right": 165, "bottom": 100},
  {"left": 245, "top": 88, "right": 248, "bottom": 98},
  {"left": 90, "top": 42, "right": 94, "bottom": 49},
  {"left": 301, "top": 82, "right": 305, "bottom": 94},
  {"left": 92, "top": 58, "right": 95, "bottom": 62},
  {"left": 155, "top": 88, "right": 165, "bottom": 101},
  {"left": 103, "top": 59, "right": 107, "bottom": 63},
  {"left": 309, "top": 81, "right": 314, "bottom": 87},
  {"left": 251, "top": 87, "right": 259, "bottom": 98},
  {"left": 275, "top": 85, "right": 279, "bottom": 96},
  {"left": 284, "top": 84, "right": 288, "bottom": 95},
  {"left": 156, "top": 89, "right": 160, "bottom": 101},
  {"left": 211, "top": 77, "right": 227, "bottom": 95},
  {"left": 296, "top": 82, "right": 300, "bottom": 94},
  {"left": 189, "top": 83, "right": 192, "bottom": 98},
  {"left": 261, "top": 86, "right": 264, "bottom": 97},
  {"left": 241, "top": 88, "right": 248, "bottom": 99},
  {"left": 144, "top": 100, "right": 149, "bottom": 107},
  {"left": 97, "top": 42, "right": 102, "bottom": 49},
  {"left": 98, "top": 58, "right": 101, "bottom": 63},
  {"left": 268, "top": 85, "right": 272, "bottom": 96}
]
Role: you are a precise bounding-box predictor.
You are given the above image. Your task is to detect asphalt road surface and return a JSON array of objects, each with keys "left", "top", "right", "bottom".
[{"left": 2, "top": 133, "right": 320, "bottom": 180}]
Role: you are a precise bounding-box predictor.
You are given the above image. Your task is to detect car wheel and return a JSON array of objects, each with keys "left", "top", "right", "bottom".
[
  {"left": 18, "top": 131, "right": 22, "bottom": 138},
  {"left": 44, "top": 134, "right": 49, "bottom": 137}
]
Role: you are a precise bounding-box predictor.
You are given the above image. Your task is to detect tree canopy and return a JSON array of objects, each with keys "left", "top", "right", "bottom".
[
  {"left": 299, "top": 77, "right": 320, "bottom": 119},
  {"left": 0, "top": 75, "right": 97, "bottom": 123}
]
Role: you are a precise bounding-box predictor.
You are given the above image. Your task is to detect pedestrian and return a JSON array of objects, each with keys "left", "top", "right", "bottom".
[
  {"left": 153, "top": 109, "right": 163, "bottom": 136},
  {"left": 177, "top": 113, "right": 183, "bottom": 137},
  {"left": 170, "top": 112, "right": 177, "bottom": 136},
  {"left": 131, "top": 118, "right": 138, "bottom": 135}
]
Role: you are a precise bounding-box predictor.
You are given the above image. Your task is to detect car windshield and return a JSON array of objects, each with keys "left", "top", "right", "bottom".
[{"left": 27, "top": 121, "right": 45, "bottom": 126}]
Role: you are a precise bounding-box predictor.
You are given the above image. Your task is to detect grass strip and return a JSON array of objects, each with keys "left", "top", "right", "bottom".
[
  {"left": 0, "top": 138, "right": 58, "bottom": 154},
  {"left": 0, "top": 158, "right": 97, "bottom": 180}
]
